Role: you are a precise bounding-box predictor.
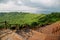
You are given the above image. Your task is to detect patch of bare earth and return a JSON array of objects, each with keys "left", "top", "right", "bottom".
[
  {"left": 0, "top": 30, "right": 23, "bottom": 40},
  {"left": 1, "top": 21, "right": 60, "bottom": 40},
  {"left": 26, "top": 21, "right": 60, "bottom": 40}
]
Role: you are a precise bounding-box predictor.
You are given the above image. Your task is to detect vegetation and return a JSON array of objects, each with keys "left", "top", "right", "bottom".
[
  {"left": 38, "top": 12, "right": 60, "bottom": 26},
  {"left": 0, "top": 12, "right": 60, "bottom": 29}
]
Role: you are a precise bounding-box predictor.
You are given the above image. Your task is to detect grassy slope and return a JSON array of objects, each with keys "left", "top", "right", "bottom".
[
  {"left": 0, "top": 12, "right": 60, "bottom": 28},
  {"left": 0, "top": 13, "right": 45, "bottom": 25},
  {"left": 38, "top": 12, "right": 60, "bottom": 26}
]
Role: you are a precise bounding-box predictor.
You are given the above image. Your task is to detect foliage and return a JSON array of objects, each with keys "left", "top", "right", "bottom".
[
  {"left": 38, "top": 12, "right": 60, "bottom": 26},
  {"left": 0, "top": 12, "right": 60, "bottom": 28}
]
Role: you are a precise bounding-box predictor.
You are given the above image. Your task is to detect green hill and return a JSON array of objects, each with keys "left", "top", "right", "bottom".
[
  {"left": 0, "top": 12, "right": 45, "bottom": 25},
  {"left": 38, "top": 12, "right": 60, "bottom": 26},
  {"left": 0, "top": 12, "right": 60, "bottom": 28}
]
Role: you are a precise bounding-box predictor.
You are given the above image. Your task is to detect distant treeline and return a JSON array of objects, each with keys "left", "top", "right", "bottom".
[{"left": 0, "top": 12, "right": 60, "bottom": 29}]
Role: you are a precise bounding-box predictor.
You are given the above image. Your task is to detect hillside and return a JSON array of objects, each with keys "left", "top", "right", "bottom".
[
  {"left": 1, "top": 21, "right": 60, "bottom": 40},
  {"left": 0, "top": 12, "right": 45, "bottom": 25},
  {"left": 0, "top": 12, "right": 60, "bottom": 40},
  {"left": 17, "top": 21, "right": 60, "bottom": 40},
  {"left": 0, "top": 12, "right": 60, "bottom": 28}
]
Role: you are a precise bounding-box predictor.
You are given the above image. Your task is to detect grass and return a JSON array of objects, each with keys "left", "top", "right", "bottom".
[{"left": 0, "top": 12, "right": 60, "bottom": 28}]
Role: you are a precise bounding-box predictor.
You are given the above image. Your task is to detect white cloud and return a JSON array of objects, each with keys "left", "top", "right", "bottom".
[
  {"left": 30, "top": 0, "right": 60, "bottom": 7},
  {"left": 0, "top": 0, "right": 60, "bottom": 13},
  {"left": 0, "top": 0, "right": 38, "bottom": 13}
]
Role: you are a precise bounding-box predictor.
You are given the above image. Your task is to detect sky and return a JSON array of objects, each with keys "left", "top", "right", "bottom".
[{"left": 0, "top": 0, "right": 60, "bottom": 13}]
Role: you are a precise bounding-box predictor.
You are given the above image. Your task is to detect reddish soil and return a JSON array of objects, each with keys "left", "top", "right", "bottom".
[
  {"left": 38, "top": 21, "right": 60, "bottom": 34},
  {"left": 1, "top": 21, "right": 60, "bottom": 40},
  {"left": 28, "top": 21, "right": 60, "bottom": 40}
]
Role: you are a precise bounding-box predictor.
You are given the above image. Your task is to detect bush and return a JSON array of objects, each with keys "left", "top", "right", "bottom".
[{"left": 31, "top": 22, "right": 39, "bottom": 28}]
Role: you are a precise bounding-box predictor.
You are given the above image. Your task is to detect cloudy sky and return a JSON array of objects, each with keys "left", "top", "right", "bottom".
[{"left": 0, "top": 0, "right": 60, "bottom": 13}]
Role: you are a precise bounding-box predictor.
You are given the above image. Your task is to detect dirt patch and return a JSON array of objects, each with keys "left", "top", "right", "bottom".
[
  {"left": 0, "top": 30, "right": 23, "bottom": 40},
  {"left": 1, "top": 21, "right": 60, "bottom": 40}
]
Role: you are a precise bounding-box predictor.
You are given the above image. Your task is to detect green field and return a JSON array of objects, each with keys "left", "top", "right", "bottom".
[{"left": 0, "top": 12, "right": 60, "bottom": 28}]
